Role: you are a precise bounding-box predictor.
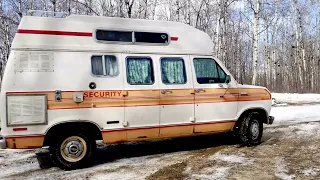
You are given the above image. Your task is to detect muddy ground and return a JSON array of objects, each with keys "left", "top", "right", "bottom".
[{"left": 1, "top": 120, "right": 320, "bottom": 180}]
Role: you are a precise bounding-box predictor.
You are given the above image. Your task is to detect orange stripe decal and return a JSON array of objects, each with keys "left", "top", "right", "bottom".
[
  {"left": 6, "top": 121, "right": 236, "bottom": 148},
  {"left": 102, "top": 120, "right": 236, "bottom": 144},
  {"left": 5, "top": 135, "right": 45, "bottom": 149},
  {"left": 6, "top": 88, "right": 270, "bottom": 110}
]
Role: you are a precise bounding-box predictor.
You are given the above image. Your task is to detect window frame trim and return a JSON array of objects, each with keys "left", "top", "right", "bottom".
[
  {"left": 125, "top": 56, "right": 155, "bottom": 85},
  {"left": 93, "top": 28, "right": 134, "bottom": 45},
  {"left": 90, "top": 54, "right": 119, "bottom": 78},
  {"left": 160, "top": 57, "right": 188, "bottom": 85},
  {"left": 192, "top": 57, "right": 228, "bottom": 84},
  {"left": 133, "top": 31, "right": 170, "bottom": 45},
  {"left": 93, "top": 28, "right": 172, "bottom": 46}
]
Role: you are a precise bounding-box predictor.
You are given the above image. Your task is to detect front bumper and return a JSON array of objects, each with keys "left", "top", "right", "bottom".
[
  {"left": 0, "top": 136, "right": 6, "bottom": 149},
  {"left": 268, "top": 116, "right": 275, "bottom": 124}
]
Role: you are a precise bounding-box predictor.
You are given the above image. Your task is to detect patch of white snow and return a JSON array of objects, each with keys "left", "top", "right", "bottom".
[
  {"left": 302, "top": 168, "right": 319, "bottom": 176},
  {"left": 209, "top": 153, "right": 253, "bottom": 165},
  {"left": 272, "top": 93, "right": 320, "bottom": 104},
  {"left": 275, "top": 158, "right": 295, "bottom": 180},
  {"left": 191, "top": 166, "right": 230, "bottom": 180},
  {"left": 270, "top": 105, "right": 320, "bottom": 124}
]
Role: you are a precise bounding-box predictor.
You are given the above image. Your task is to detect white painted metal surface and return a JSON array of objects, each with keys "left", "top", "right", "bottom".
[{"left": 0, "top": 13, "right": 273, "bottom": 147}]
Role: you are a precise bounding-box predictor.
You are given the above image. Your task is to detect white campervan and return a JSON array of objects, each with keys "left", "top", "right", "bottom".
[{"left": 0, "top": 11, "right": 274, "bottom": 170}]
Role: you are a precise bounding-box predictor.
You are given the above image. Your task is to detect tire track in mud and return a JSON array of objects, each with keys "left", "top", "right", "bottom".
[{"left": 146, "top": 145, "right": 229, "bottom": 180}]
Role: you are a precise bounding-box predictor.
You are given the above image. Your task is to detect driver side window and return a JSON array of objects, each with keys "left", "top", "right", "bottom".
[{"left": 193, "top": 58, "right": 227, "bottom": 84}]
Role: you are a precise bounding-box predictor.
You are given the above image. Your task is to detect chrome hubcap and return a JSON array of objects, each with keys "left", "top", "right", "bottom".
[
  {"left": 60, "top": 136, "right": 87, "bottom": 162},
  {"left": 251, "top": 120, "right": 260, "bottom": 140}
]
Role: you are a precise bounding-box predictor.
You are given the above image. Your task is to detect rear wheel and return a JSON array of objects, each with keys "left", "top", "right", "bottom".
[
  {"left": 50, "top": 131, "right": 96, "bottom": 170},
  {"left": 238, "top": 112, "right": 263, "bottom": 146}
]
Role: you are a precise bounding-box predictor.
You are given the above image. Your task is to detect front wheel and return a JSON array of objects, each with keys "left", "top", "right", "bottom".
[
  {"left": 50, "top": 132, "right": 96, "bottom": 170},
  {"left": 238, "top": 112, "right": 263, "bottom": 146}
]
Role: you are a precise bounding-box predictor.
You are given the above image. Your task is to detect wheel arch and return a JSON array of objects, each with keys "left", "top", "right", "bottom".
[
  {"left": 43, "top": 120, "right": 103, "bottom": 147},
  {"left": 232, "top": 107, "right": 269, "bottom": 131}
]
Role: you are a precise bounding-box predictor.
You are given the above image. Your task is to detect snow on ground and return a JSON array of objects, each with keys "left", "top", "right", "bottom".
[
  {"left": 275, "top": 158, "right": 295, "bottom": 180},
  {"left": 270, "top": 93, "right": 320, "bottom": 125},
  {"left": 0, "top": 149, "right": 39, "bottom": 178},
  {"left": 208, "top": 153, "right": 253, "bottom": 165},
  {"left": 270, "top": 104, "right": 320, "bottom": 124},
  {"left": 190, "top": 166, "right": 231, "bottom": 180},
  {"left": 302, "top": 168, "right": 320, "bottom": 177},
  {"left": 272, "top": 93, "right": 320, "bottom": 104}
]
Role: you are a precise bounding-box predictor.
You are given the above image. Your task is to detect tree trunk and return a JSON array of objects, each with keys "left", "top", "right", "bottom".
[
  {"left": 292, "top": 0, "right": 305, "bottom": 91},
  {"left": 215, "top": 0, "right": 222, "bottom": 58},
  {"left": 251, "top": 0, "right": 260, "bottom": 85},
  {"left": 144, "top": 0, "right": 148, "bottom": 19},
  {"left": 152, "top": 0, "right": 157, "bottom": 20}
]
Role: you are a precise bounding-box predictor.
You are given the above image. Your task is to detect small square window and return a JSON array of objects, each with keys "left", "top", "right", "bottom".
[
  {"left": 161, "top": 57, "right": 187, "bottom": 84},
  {"left": 91, "top": 55, "right": 118, "bottom": 76},
  {"left": 126, "top": 57, "right": 154, "bottom": 85}
]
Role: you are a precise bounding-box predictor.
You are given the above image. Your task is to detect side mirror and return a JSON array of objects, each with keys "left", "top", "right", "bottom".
[{"left": 225, "top": 75, "right": 231, "bottom": 84}]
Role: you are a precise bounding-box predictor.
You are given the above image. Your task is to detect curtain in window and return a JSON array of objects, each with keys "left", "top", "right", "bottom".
[
  {"left": 91, "top": 56, "right": 103, "bottom": 75},
  {"left": 127, "top": 58, "right": 153, "bottom": 84},
  {"left": 105, "top": 56, "right": 118, "bottom": 76},
  {"left": 161, "top": 58, "right": 185, "bottom": 84},
  {"left": 193, "top": 58, "right": 218, "bottom": 78}
]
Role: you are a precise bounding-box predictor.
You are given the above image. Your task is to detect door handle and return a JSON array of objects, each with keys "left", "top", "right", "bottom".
[
  {"left": 161, "top": 89, "right": 173, "bottom": 94},
  {"left": 195, "top": 89, "right": 206, "bottom": 93}
]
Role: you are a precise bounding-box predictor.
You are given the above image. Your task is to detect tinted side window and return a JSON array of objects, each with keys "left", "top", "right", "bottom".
[
  {"left": 193, "top": 58, "right": 226, "bottom": 84},
  {"left": 96, "top": 30, "right": 132, "bottom": 42},
  {"left": 217, "top": 64, "right": 227, "bottom": 82},
  {"left": 91, "top": 55, "right": 118, "bottom": 76},
  {"left": 134, "top": 32, "right": 169, "bottom": 44},
  {"left": 126, "top": 57, "right": 154, "bottom": 85},
  {"left": 161, "top": 57, "right": 186, "bottom": 84},
  {"left": 91, "top": 56, "right": 104, "bottom": 75}
]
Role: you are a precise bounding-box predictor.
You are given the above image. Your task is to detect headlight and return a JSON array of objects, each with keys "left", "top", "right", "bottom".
[{"left": 6, "top": 94, "right": 47, "bottom": 126}]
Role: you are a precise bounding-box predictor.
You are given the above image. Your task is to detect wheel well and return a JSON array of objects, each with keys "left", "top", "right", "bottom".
[
  {"left": 233, "top": 108, "right": 268, "bottom": 131},
  {"left": 43, "top": 121, "right": 103, "bottom": 147}
]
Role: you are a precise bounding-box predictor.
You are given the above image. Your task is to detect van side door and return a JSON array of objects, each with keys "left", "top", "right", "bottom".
[
  {"left": 122, "top": 54, "right": 160, "bottom": 140},
  {"left": 190, "top": 56, "right": 238, "bottom": 133},
  {"left": 157, "top": 55, "right": 195, "bottom": 137},
  {"left": 89, "top": 54, "right": 126, "bottom": 144}
]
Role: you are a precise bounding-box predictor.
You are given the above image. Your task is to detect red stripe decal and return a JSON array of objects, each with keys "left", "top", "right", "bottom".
[
  {"left": 5, "top": 135, "right": 45, "bottom": 139},
  {"left": 171, "top": 37, "right": 178, "bottom": 41},
  {"left": 17, "top": 29, "right": 92, "bottom": 37},
  {"left": 13, "top": 127, "right": 28, "bottom": 131}
]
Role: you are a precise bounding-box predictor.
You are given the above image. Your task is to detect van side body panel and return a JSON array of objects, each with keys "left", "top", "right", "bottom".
[{"left": 0, "top": 15, "right": 272, "bottom": 149}]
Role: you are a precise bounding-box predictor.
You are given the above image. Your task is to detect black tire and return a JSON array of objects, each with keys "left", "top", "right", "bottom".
[
  {"left": 238, "top": 112, "right": 263, "bottom": 146},
  {"left": 50, "top": 130, "right": 96, "bottom": 170}
]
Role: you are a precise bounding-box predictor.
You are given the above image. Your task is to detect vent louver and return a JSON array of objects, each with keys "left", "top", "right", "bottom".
[
  {"left": 15, "top": 52, "right": 54, "bottom": 72},
  {"left": 7, "top": 95, "right": 47, "bottom": 126}
]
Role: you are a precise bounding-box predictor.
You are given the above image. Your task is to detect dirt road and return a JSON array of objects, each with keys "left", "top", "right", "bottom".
[{"left": 1, "top": 120, "right": 320, "bottom": 180}]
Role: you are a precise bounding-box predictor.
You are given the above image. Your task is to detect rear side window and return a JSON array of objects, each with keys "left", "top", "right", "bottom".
[
  {"left": 91, "top": 55, "right": 118, "bottom": 76},
  {"left": 126, "top": 57, "right": 154, "bottom": 85},
  {"left": 134, "top": 32, "right": 169, "bottom": 44},
  {"left": 193, "top": 58, "right": 226, "bottom": 84},
  {"left": 96, "top": 30, "right": 132, "bottom": 42},
  {"left": 160, "top": 57, "right": 186, "bottom": 84}
]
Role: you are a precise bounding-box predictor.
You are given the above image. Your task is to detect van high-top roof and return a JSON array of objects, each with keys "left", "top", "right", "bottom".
[{"left": 12, "top": 14, "right": 214, "bottom": 55}]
